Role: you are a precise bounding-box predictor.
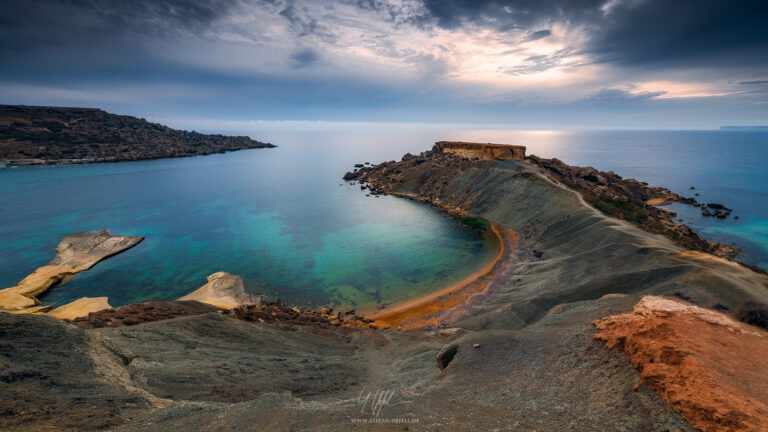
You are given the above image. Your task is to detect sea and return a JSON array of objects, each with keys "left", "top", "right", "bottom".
[{"left": 1, "top": 129, "right": 766, "bottom": 310}]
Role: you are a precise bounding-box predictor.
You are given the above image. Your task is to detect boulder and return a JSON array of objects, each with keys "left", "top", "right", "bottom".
[
  {"left": 436, "top": 344, "right": 459, "bottom": 369},
  {"left": 47, "top": 297, "right": 112, "bottom": 320},
  {"left": 177, "top": 272, "right": 253, "bottom": 309}
]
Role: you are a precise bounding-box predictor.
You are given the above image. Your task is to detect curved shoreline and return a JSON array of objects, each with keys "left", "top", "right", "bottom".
[{"left": 365, "top": 221, "right": 511, "bottom": 329}]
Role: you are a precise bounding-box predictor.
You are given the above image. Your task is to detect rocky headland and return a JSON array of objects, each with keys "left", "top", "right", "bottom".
[
  {"left": 345, "top": 142, "right": 737, "bottom": 259},
  {"left": 0, "top": 105, "right": 274, "bottom": 165},
  {"left": 2, "top": 142, "right": 768, "bottom": 431}
]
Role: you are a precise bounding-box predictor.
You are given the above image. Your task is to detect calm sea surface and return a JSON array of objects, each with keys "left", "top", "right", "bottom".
[{"left": 1, "top": 129, "right": 766, "bottom": 310}]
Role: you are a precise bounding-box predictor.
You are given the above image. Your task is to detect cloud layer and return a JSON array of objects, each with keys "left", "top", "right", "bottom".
[{"left": 1, "top": 0, "right": 766, "bottom": 128}]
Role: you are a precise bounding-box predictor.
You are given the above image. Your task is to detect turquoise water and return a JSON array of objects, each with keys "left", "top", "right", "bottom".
[
  {"left": 0, "top": 131, "right": 499, "bottom": 310},
  {"left": 1, "top": 129, "right": 767, "bottom": 312}
]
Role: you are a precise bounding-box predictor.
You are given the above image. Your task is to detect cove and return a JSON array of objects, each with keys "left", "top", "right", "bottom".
[{"left": 0, "top": 131, "right": 499, "bottom": 311}]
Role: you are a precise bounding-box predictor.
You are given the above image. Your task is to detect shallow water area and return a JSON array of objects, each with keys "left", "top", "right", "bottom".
[{"left": 0, "top": 131, "right": 499, "bottom": 310}]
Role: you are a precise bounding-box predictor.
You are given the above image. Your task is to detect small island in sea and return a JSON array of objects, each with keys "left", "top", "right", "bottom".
[{"left": 0, "top": 105, "right": 274, "bottom": 165}]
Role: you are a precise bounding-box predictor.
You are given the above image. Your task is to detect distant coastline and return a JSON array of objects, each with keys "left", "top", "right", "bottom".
[
  {"left": 719, "top": 125, "right": 768, "bottom": 131},
  {"left": 0, "top": 105, "right": 275, "bottom": 165}
]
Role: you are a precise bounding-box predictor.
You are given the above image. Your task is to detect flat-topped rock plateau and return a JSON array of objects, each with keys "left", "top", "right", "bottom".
[
  {"left": 0, "top": 230, "right": 143, "bottom": 311},
  {"left": 2, "top": 143, "right": 767, "bottom": 431}
]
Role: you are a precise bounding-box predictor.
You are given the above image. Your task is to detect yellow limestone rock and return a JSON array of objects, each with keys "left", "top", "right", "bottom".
[
  {"left": 0, "top": 230, "right": 143, "bottom": 311},
  {"left": 177, "top": 272, "right": 253, "bottom": 309},
  {"left": 47, "top": 297, "right": 112, "bottom": 320}
]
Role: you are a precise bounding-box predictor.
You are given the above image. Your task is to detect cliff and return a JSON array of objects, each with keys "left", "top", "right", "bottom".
[
  {"left": 0, "top": 105, "right": 274, "bottom": 164},
  {"left": 434, "top": 141, "right": 526, "bottom": 160}
]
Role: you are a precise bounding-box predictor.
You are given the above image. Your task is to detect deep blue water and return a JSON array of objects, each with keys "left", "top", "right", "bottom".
[{"left": 1, "top": 129, "right": 766, "bottom": 311}]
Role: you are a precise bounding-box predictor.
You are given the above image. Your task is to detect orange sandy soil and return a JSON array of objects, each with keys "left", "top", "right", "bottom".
[
  {"left": 645, "top": 197, "right": 670, "bottom": 206},
  {"left": 594, "top": 296, "right": 768, "bottom": 432},
  {"left": 366, "top": 222, "right": 517, "bottom": 329}
]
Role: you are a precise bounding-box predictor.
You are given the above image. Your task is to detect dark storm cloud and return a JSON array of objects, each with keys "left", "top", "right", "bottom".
[
  {"left": 587, "top": 0, "right": 768, "bottom": 69},
  {"left": 6, "top": 0, "right": 767, "bottom": 74},
  {"left": 278, "top": 3, "right": 336, "bottom": 41},
  {"left": 0, "top": 0, "right": 242, "bottom": 45},
  {"left": 417, "top": 0, "right": 768, "bottom": 70},
  {"left": 71, "top": 0, "right": 242, "bottom": 34},
  {"left": 1, "top": 0, "right": 766, "bottom": 127},
  {"left": 418, "top": 0, "right": 603, "bottom": 31},
  {"left": 0, "top": 0, "right": 247, "bottom": 74}
]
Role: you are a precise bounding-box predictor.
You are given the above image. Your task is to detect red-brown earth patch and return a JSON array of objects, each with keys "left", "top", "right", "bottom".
[{"left": 594, "top": 296, "right": 768, "bottom": 432}]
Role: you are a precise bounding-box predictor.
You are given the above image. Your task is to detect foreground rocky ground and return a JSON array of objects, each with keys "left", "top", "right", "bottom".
[
  {"left": 595, "top": 296, "right": 768, "bottom": 431},
  {"left": 2, "top": 296, "right": 697, "bottom": 431},
  {"left": 0, "top": 105, "right": 274, "bottom": 164},
  {"left": 2, "top": 145, "right": 768, "bottom": 430}
]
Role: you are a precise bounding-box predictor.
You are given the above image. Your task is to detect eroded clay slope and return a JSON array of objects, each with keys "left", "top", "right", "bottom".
[{"left": 595, "top": 296, "right": 768, "bottom": 432}]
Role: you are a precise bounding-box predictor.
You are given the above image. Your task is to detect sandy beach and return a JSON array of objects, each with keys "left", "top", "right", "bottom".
[{"left": 367, "top": 222, "right": 516, "bottom": 329}]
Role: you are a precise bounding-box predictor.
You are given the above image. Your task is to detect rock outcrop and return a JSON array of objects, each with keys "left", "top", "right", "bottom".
[
  {"left": 0, "top": 105, "right": 274, "bottom": 164},
  {"left": 66, "top": 298, "right": 373, "bottom": 330},
  {"left": 47, "top": 297, "right": 112, "bottom": 320},
  {"left": 525, "top": 155, "right": 737, "bottom": 257},
  {"left": 595, "top": 296, "right": 768, "bottom": 432},
  {"left": 177, "top": 272, "right": 253, "bottom": 309},
  {"left": 0, "top": 231, "right": 143, "bottom": 311},
  {"left": 436, "top": 344, "right": 459, "bottom": 369}
]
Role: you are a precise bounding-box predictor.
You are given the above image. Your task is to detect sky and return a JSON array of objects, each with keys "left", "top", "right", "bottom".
[{"left": 1, "top": 0, "right": 767, "bottom": 130}]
